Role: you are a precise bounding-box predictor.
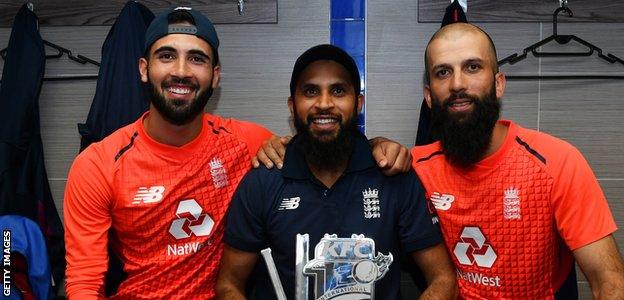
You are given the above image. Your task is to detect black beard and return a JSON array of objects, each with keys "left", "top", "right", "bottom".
[
  {"left": 148, "top": 77, "right": 213, "bottom": 126},
  {"left": 293, "top": 108, "right": 358, "bottom": 172},
  {"left": 430, "top": 85, "right": 501, "bottom": 168}
]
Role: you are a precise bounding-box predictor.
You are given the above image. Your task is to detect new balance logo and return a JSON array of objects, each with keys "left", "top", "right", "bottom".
[
  {"left": 169, "top": 199, "right": 214, "bottom": 239},
  {"left": 430, "top": 192, "right": 454, "bottom": 211},
  {"left": 278, "top": 197, "right": 301, "bottom": 210},
  {"left": 132, "top": 186, "right": 165, "bottom": 204}
]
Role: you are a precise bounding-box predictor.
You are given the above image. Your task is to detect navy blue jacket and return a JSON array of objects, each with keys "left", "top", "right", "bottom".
[
  {"left": 78, "top": 1, "right": 154, "bottom": 151},
  {"left": 0, "top": 4, "right": 65, "bottom": 289}
]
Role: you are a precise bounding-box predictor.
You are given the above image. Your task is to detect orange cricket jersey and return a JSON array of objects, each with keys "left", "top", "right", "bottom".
[
  {"left": 64, "top": 112, "right": 272, "bottom": 299},
  {"left": 411, "top": 120, "right": 616, "bottom": 299}
]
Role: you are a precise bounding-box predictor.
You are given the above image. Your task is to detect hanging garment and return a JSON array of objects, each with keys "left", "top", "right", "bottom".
[
  {"left": 78, "top": 1, "right": 154, "bottom": 151},
  {"left": 441, "top": 0, "right": 467, "bottom": 27},
  {"left": 414, "top": 99, "right": 434, "bottom": 146},
  {"left": 0, "top": 3, "right": 65, "bottom": 292},
  {"left": 0, "top": 215, "right": 53, "bottom": 300}
]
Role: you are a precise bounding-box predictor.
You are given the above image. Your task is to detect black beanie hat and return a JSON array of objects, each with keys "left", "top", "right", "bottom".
[{"left": 289, "top": 44, "right": 361, "bottom": 97}]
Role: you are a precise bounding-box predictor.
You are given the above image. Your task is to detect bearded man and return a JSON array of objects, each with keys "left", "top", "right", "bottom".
[
  {"left": 216, "top": 44, "right": 456, "bottom": 300},
  {"left": 411, "top": 22, "right": 624, "bottom": 299},
  {"left": 62, "top": 7, "right": 277, "bottom": 299}
]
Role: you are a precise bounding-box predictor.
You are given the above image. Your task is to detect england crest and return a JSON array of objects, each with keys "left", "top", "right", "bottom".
[
  {"left": 362, "top": 188, "right": 380, "bottom": 219},
  {"left": 301, "top": 234, "right": 393, "bottom": 299}
]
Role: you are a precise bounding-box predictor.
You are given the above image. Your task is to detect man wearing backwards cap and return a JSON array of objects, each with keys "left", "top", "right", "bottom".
[
  {"left": 216, "top": 44, "right": 457, "bottom": 299},
  {"left": 64, "top": 7, "right": 410, "bottom": 299}
]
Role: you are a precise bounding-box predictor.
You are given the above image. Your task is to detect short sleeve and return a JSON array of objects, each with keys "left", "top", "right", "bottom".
[
  {"left": 396, "top": 171, "right": 442, "bottom": 253},
  {"left": 551, "top": 146, "right": 617, "bottom": 250},
  {"left": 224, "top": 168, "right": 270, "bottom": 252}
]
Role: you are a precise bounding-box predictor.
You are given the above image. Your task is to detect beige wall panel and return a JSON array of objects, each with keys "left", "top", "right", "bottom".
[
  {"left": 38, "top": 80, "right": 96, "bottom": 179},
  {"left": 209, "top": 74, "right": 293, "bottom": 135},
  {"left": 366, "top": 0, "right": 434, "bottom": 146},
  {"left": 539, "top": 79, "right": 624, "bottom": 178},
  {"left": 366, "top": 73, "right": 426, "bottom": 146},
  {"left": 499, "top": 80, "right": 539, "bottom": 130},
  {"left": 577, "top": 281, "right": 591, "bottom": 299},
  {"left": 49, "top": 179, "right": 66, "bottom": 220},
  {"left": 209, "top": 0, "right": 329, "bottom": 136}
]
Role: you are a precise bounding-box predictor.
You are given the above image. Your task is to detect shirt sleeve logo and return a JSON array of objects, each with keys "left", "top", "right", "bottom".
[
  {"left": 132, "top": 186, "right": 165, "bottom": 204},
  {"left": 362, "top": 188, "right": 380, "bottom": 219}
]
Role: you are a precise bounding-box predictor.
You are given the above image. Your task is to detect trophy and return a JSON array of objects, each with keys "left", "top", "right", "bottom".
[{"left": 262, "top": 234, "right": 393, "bottom": 300}]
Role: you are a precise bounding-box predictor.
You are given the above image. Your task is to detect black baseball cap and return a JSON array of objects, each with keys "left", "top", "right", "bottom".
[
  {"left": 290, "top": 44, "right": 361, "bottom": 97},
  {"left": 144, "top": 7, "right": 219, "bottom": 57}
]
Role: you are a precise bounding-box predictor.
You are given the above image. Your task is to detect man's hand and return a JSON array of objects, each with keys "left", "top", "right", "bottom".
[
  {"left": 369, "top": 137, "right": 412, "bottom": 176},
  {"left": 253, "top": 135, "right": 292, "bottom": 169}
]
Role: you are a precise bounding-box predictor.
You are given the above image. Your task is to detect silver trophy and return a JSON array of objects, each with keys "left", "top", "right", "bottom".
[{"left": 297, "top": 233, "right": 393, "bottom": 300}]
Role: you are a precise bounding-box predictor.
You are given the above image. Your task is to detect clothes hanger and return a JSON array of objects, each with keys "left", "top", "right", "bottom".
[
  {"left": 0, "top": 40, "right": 100, "bottom": 81},
  {"left": 498, "top": 1, "right": 624, "bottom": 80},
  {"left": 0, "top": 3, "right": 99, "bottom": 81}
]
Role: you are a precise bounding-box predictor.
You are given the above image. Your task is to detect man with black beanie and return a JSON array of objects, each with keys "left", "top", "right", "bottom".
[{"left": 216, "top": 44, "right": 456, "bottom": 300}]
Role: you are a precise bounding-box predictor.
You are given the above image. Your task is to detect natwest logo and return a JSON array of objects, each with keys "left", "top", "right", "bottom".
[
  {"left": 454, "top": 226, "right": 497, "bottom": 268},
  {"left": 169, "top": 199, "right": 214, "bottom": 239}
]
